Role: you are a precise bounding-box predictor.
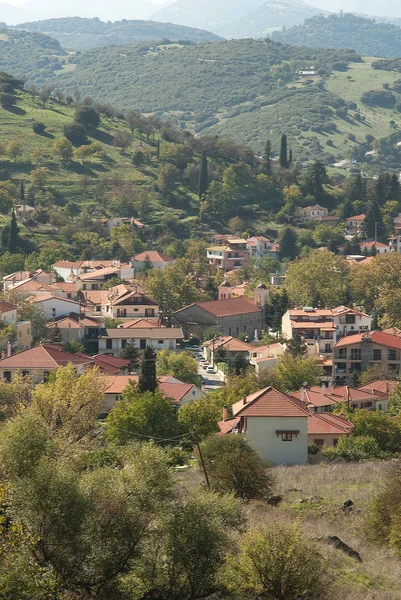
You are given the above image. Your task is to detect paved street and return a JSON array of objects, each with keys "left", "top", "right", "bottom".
[{"left": 198, "top": 364, "right": 225, "bottom": 392}]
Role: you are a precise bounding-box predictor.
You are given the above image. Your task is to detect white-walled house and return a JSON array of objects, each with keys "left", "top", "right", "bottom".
[
  {"left": 29, "top": 295, "right": 82, "bottom": 320},
  {"left": 360, "top": 241, "right": 390, "bottom": 254},
  {"left": 230, "top": 387, "right": 309, "bottom": 465},
  {"left": 98, "top": 327, "right": 184, "bottom": 355},
  {"left": 296, "top": 205, "right": 328, "bottom": 221},
  {"left": 132, "top": 251, "right": 175, "bottom": 271}
]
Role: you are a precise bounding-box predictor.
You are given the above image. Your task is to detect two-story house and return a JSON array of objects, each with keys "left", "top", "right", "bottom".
[
  {"left": 132, "top": 251, "right": 175, "bottom": 271},
  {"left": 282, "top": 306, "right": 371, "bottom": 358},
  {"left": 346, "top": 214, "right": 365, "bottom": 235},
  {"left": 296, "top": 205, "right": 328, "bottom": 222},
  {"left": 0, "top": 301, "right": 32, "bottom": 350},
  {"left": 80, "top": 285, "right": 159, "bottom": 319},
  {"left": 246, "top": 236, "right": 279, "bottom": 258},
  {"left": 207, "top": 238, "right": 249, "bottom": 273},
  {"left": 98, "top": 327, "right": 184, "bottom": 356},
  {"left": 360, "top": 241, "right": 390, "bottom": 254},
  {"left": 333, "top": 330, "right": 401, "bottom": 383}
]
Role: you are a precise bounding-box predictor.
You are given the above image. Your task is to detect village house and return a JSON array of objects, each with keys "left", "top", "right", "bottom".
[
  {"left": 75, "top": 265, "right": 134, "bottom": 291},
  {"left": 229, "top": 386, "right": 310, "bottom": 465},
  {"left": 346, "top": 214, "right": 365, "bottom": 235},
  {"left": 29, "top": 294, "right": 82, "bottom": 320},
  {"left": 14, "top": 204, "right": 35, "bottom": 221},
  {"left": 52, "top": 260, "right": 134, "bottom": 282},
  {"left": 296, "top": 205, "right": 328, "bottom": 221},
  {"left": 282, "top": 306, "right": 371, "bottom": 357},
  {"left": 218, "top": 281, "right": 247, "bottom": 300},
  {"left": 80, "top": 285, "right": 159, "bottom": 319},
  {"left": 0, "top": 343, "right": 130, "bottom": 383},
  {"left": 46, "top": 313, "right": 102, "bottom": 347},
  {"left": 103, "top": 374, "right": 205, "bottom": 413},
  {"left": 360, "top": 241, "right": 390, "bottom": 254},
  {"left": 249, "top": 343, "right": 286, "bottom": 373},
  {"left": 98, "top": 327, "right": 184, "bottom": 356},
  {"left": 0, "top": 301, "right": 32, "bottom": 351},
  {"left": 270, "top": 273, "right": 286, "bottom": 286},
  {"left": 132, "top": 251, "right": 175, "bottom": 271},
  {"left": 314, "top": 215, "right": 341, "bottom": 227},
  {"left": 3, "top": 269, "right": 54, "bottom": 290},
  {"left": 246, "top": 236, "right": 279, "bottom": 258},
  {"left": 307, "top": 412, "right": 354, "bottom": 448},
  {"left": 173, "top": 296, "right": 264, "bottom": 339},
  {"left": 203, "top": 336, "right": 254, "bottom": 368},
  {"left": 206, "top": 238, "right": 249, "bottom": 273},
  {"left": 333, "top": 330, "right": 401, "bottom": 383},
  {"left": 100, "top": 217, "right": 146, "bottom": 233}
]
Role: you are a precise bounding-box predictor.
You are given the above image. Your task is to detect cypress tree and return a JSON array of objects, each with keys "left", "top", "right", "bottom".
[
  {"left": 8, "top": 210, "right": 19, "bottom": 254},
  {"left": 141, "top": 254, "right": 153, "bottom": 273},
  {"left": 263, "top": 139, "right": 272, "bottom": 175},
  {"left": 20, "top": 180, "right": 24, "bottom": 203},
  {"left": 288, "top": 149, "right": 293, "bottom": 165},
  {"left": 279, "top": 134, "right": 288, "bottom": 168},
  {"left": 198, "top": 150, "right": 209, "bottom": 201},
  {"left": 278, "top": 226, "right": 298, "bottom": 260},
  {"left": 138, "top": 346, "right": 158, "bottom": 393}
]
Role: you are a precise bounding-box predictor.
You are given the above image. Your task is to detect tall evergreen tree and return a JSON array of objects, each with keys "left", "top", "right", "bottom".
[
  {"left": 138, "top": 346, "right": 158, "bottom": 393},
  {"left": 141, "top": 254, "right": 154, "bottom": 273},
  {"left": 362, "top": 199, "right": 384, "bottom": 240},
  {"left": 279, "top": 134, "right": 288, "bottom": 168},
  {"left": 288, "top": 149, "right": 293, "bottom": 165},
  {"left": 198, "top": 150, "right": 209, "bottom": 201},
  {"left": 278, "top": 227, "right": 298, "bottom": 260},
  {"left": 20, "top": 180, "right": 24, "bottom": 204},
  {"left": 8, "top": 210, "right": 18, "bottom": 254},
  {"left": 263, "top": 140, "right": 272, "bottom": 176}
]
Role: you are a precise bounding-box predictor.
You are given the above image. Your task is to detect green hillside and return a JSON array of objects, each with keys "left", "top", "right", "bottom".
[
  {"left": 0, "top": 27, "right": 66, "bottom": 85},
  {"left": 272, "top": 13, "right": 401, "bottom": 58},
  {"left": 16, "top": 17, "right": 222, "bottom": 51}
]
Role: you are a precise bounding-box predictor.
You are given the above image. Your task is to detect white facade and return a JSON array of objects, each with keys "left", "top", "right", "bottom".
[
  {"left": 33, "top": 297, "right": 81, "bottom": 320},
  {"left": 245, "top": 416, "right": 308, "bottom": 465},
  {"left": 1, "top": 308, "right": 16, "bottom": 325}
]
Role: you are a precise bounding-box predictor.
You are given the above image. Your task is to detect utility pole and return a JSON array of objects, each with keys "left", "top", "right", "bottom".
[{"left": 195, "top": 438, "right": 210, "bottom": 490}]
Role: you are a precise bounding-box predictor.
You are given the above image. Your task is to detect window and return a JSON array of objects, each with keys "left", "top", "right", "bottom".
[
  {"left": 388, "top": 349, "right": 397, "bottom": 361},
  {"left": 282, "top": 433, "right": 293, "bottom": 442},
  {"left": 140, "top": 339, "right": 146, "bottom": 350},
  {"left": 333, "top": 438, "right": 339, "bottom": 447},
  {"left": 325, "top": 343, "right": 331, "bottom": 353},
  {"left": 96, "top": 306, "right": 101, "bottom": 312},
  {"left": 121, "top": 339, "right": 127, "bottom": 349},
  {"left": 83, "top": 284, "right": 87, "bottom": 290},
  {"left": 3, "top": 371, "right": 11, "bottom": 382},
  {"left": 229, "top": 327, "right": 232, "bottom": 336},
  {"left": 373, "top": 349, "right": 382, "bottom": 361},
  {"left": 338, "top": 349, "right": 347, "bottom": 359},
  {"left": 106, "top": 339, "right": 113, "bottom": 350},
  {"left": 44, "top": 372, "right": 50, "bottom": 381},
  {"left": 313, "top": 439, "right": 324, "bottom": 447},
  {"left": 158, "top": 340, "right": 164, "bottom": 345},
  {"left": 22, "top": 371, "right": 29, "bottom": 377},
  {"left": 345, "top": 314, "right": 356, "bottom": 324},
  {"left": 350, "top": 349, "right": 361, "bottom": 360},
  {"left": 91, "top": 284, "right": 99, "bottom": 290},
  {"left": 378, "top": 404, "right": 383, "bottom": 411},
  {"left": 67, "top": 293, "right": 71, "bottom": 299},
  {"left": 51, "top": 308, "right": 56, "bottom": 317}
]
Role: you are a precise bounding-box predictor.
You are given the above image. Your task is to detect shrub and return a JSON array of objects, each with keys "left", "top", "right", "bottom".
[
  {"left": 75, "top": 107, "right": 100, "bottom": 129},
  {"left": 132, "top": 150, "right": 145, "bottom": 166},
  {"left": 322, "top": 435, "right": 387, "bottom": 461},
  {"left": 361, "top": 89, "right": 396, "bottom": 108},
  {"left": 32, "top": 122, "right": 46, "bottom": 135},
  {"left": 198, "top": 434, "right": 275, "bottom": 499},
  {"left": 222, "top": 522, "right": 328, "bottom": 600},
  {"left": 64, "top": 124, "right": 88, "bottom": 146},
  {"left": 0, "top": 93, "right": 16, "bottom": 108},
  {"left": 367, "top": 462, "right": 401, "bottom": 553}
]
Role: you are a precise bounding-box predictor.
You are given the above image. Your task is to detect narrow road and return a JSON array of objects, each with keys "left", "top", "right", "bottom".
[{"left": 198, "top": 364, "right": 225, "bottom": 392}]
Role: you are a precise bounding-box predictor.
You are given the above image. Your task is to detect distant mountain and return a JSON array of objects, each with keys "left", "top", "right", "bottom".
[
  {"left": 219, "top": 0, "right": 325, "bottom": 38},
  {"left": 0, "top": 2, "right": 35, "bottom": 24},
  {"left": 20, "top": 0, "right": 170, "bottom": 21},
  {"left": 272, "top": 13, "right": 401, "bottom": 58},
  {"left": 305, "top": 0, "right": 401, "bottom": 19},
  {"left": 152, "top": 0, "right": 325, "bottom": 38},
  {"left": 16, "top": 16, "right": 221, "bottom": 50},
  {"left": 151, "top": 0, "right": 264, "bottom": 33}
]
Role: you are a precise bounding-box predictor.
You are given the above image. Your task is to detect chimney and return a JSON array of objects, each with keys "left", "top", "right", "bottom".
[
  {"left": 242, "top": 394, "right": 247, "bottom": 406},
  {"left": 321, "top": 383, "right": 326, "bottom": 394},
  {"left": 201, "top": 381, "right": 206, "bottom": 392},
  {"left": 300, "top": 388, "right": 305, "bottom": 403},
  {"left": 386, "top": 382, "right": 390, "bottom": 394},
  {"left": 223, "top": 405, "right": 228, "bottom": 422},
  {"left": 7, "top": 342, "right": 12, "bottom": 358},
  {"left": 1, "top": 352, "right": 4, "bottom": 359}
]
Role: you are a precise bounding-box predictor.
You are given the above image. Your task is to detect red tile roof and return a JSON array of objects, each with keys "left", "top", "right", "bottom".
[
  {"left": 203, "top": 336, "right": 253, "bottom": 352},
  {"left": 134, "top": 251, "right": 175, "bottom": 263},
  {"left": 0, "top": 302, "right": 16, "bottom": 313},
  {"left": 179, "top": 297, "right": 262, "bottom": 318},
  {"left": 0, "top": 344, "right": 94, "bottom": 369},
  {"left": 346, "top": 214, "right": 365, "bottom": 221},
  {"left": 361, "top": 241, "right": 389, "bottom": 249},
  {"left": 358, "top": 379, "right": 396, "bottom": 396},
  {"left": 104, "top": 375, "right": 198, "bottom": 403},
  {"left": 334, "top": 330, "right": 401, "bottom": 350},
  {"left": 232, "top": 386, "right": 310, "bottom": 418},
  {"left": 218, "top": 417, "right": 240, "bottom": 435},
  {"left": 291, "top": 388, "right": 338, "bottom": 408},
  {"left": 308, "top": 413, "right": 353, "bottom": 435}
]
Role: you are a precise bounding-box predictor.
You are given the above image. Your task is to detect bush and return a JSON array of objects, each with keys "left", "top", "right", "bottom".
[
  {"left": 132, "top": 150, "right": 145, "bottom": 166},
  {"left": 361, "top": 89, "right": 396, "bottom": 108},
  {"left": 367, "top": 462, "right": 401, "bottom": 553},
  {"left": 75, "top": 107, "right": 100, "bottom": 129},
  {"left": 0, "top": 93, "right": 16, "bottom": 108},
  {"left": 222, "top": 522, "right": 328, "bottom": 600},
  {"left": 32, "top": 122, "right": 46, "bottom": 135},
  {"left": 322, "top": 435, "right": 386, "bottom": 461},
  {"left": 198, "top": 434, "right": 275, "bottom": 499},
  {"left": 64, "top": 124, "right": 88, "bottom": 146}
]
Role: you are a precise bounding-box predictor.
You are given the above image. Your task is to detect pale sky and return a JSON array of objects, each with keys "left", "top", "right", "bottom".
[{"left": 7, "top": 0, "right": 168, "bottom": 4}]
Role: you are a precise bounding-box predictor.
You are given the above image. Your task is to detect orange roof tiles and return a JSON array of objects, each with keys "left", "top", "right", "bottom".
[
  {"left": 232, "top": 386, "right": 310, "bottom": 418},
  {"left": 308, "top": 413, "right": 353, "bottom": 435},
  {"left": 134, "top": 251, "right": 175, "bottom": 263},
  {"left": 334, "top": 330, "right": 401, "bottom": 350},
  {"left": 182, "top": 297, "right": 262, "bottom": 318}
]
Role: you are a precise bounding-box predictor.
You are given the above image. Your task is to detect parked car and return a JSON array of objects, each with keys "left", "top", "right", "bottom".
[{"left": 206, "top": 366, "right": 216, "bottom": 374}]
